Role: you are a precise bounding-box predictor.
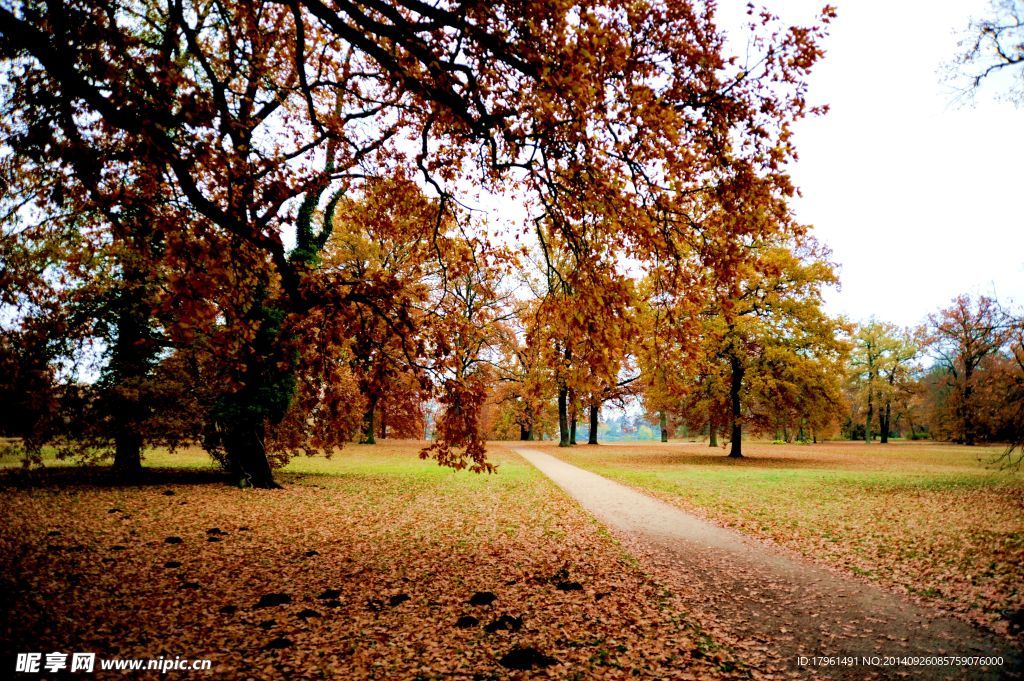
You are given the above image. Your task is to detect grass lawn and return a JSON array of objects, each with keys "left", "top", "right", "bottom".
[
  {"left": 0, "top": 441, "right": 737, "bottom": 679},
  {"left": 541, "top": 439, "right": 1024, "bottom": 638}
]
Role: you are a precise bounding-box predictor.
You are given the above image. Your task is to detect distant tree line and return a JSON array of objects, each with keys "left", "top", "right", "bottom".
[{"left": 842, "top": 295, "right": 1023, "bottom": 453}]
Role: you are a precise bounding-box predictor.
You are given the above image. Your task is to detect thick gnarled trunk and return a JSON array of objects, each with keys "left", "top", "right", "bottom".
[
  {"left": 213, "top": 296, "right": 295, "bottom": 490},
  {"left": 223, "top": 417, "right": 278, "bottom": 489},
  {"left": 107, "top": 255, "right": 156, "bottom": 479}
]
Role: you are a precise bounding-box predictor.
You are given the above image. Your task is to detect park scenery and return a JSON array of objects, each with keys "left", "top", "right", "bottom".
[{"left": 1, "top": 0, "right": 1022, "bottom": 679}]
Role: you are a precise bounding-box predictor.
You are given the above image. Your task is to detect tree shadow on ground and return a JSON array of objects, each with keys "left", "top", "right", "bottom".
[{"left": 0, "top": 465, "right": 233, "bottom": 490}]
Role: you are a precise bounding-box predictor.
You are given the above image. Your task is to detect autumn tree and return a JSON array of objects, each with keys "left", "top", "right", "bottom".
[
  {"left": 636, "top": 263, "right": 702, "bottom": 444},
  {"left": 927, "top": 295, "right": 1016, "bottom": 445},
  {"left": 998, "top": 322, "right": 1024, "bottom": 466},
  {"left": 655, "top": 228, "right": 846, "bottom": 457},
  {"left": 419, "top": 242, "right": 518, "bottom": 471},
  {"left": 876, "top": 327, "right": 920, "bottom": 444},
  {"left": 849, "top": 321, "right": 919, "bottom": 443},
  {"left": 0, "top": 139, "right": 190, "bottom": 473},
  {"left": 725, "top": 242, "right": 847, "bottom": 455},
  {"left": 851, "top": 322, "right": 885, "bottom": 443},
  {"left": 521, "top": 231, "right": 638, "bottom": 448},
  {"left": 0, "top": 153, "right": 77, "bottom": 459},
  {"left": 323, "top": 176, "right": 439, "bottom": 445},
  {"left": 485, "top": 312, "right": 554, "bottom": 442},
  {"left": 1, "top": 0, "right": 833, "bottom": 481},
  {"left": 521, "top": 251, "right": 579, "bottom": 449}
]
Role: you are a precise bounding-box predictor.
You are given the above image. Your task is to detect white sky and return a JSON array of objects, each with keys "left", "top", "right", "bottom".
[{"left": 763, "top": 0, "right": 1024, "bottom": 328}]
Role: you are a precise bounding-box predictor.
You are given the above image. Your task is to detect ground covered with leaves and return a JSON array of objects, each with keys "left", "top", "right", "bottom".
[
  {"left": 0, "top": 443, "right": 739, "bottom": 679},
  {"left": 550, "top": 440, "right": 1024, "bottom": 639}
]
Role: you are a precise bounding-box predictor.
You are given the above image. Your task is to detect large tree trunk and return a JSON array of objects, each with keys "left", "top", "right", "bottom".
[
  {"left": 660, "top": 411, "right": 668, "bottom": 442},
  {"left": 107, "top": 262, "right": 156, "bottom": 478},
  {"left": 379, "top": 404, "right": 387, "bottom": 440},
  {"left": 215, "top": 295, "right": 297, "bottom": 489},
  {"left": 880, "top": 399, "right": 891, "bottom": 444},
  {"left": 223, "top": 417, "right": 278, "bottom": 489},
  {"left": 109, "top": 310, "right": 146, "bottom": 477},
  {"left": 363, "top": 395, "right": 378, "bottom": 445},
  {"left": 557, "top": 385, "right": 570, "bottom": 447},
  {"left": 728, "top": 354, "right": 743, "bottom": 458},
  {"left": 113, "top": 429, "right": 144, "bottom": 476},
  {"left": 521, "top": 405, "right": 535, "bottom": 441}
]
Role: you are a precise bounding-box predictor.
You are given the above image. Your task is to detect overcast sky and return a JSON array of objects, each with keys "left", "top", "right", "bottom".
[{"left": 760, "top": 0, "right": 1023, "bottom": 328}]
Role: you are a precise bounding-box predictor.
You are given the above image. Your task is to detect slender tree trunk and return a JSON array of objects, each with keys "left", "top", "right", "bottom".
[
  {"left": 569, "top": 402, "right": 577, "bottom": 445},
  {"left": 880, "top": 400, "right": 891, "bottom": 444},
  {"left": 709, "top": 416, "right": 718, "bottom": 447},
  {"left": 728, "top": 354, "right": 743, "bottom": 458},
  {"left": 962, "top": 367, "right": 975, "bottom": 446},
  {"left": 865, "top": 387, "right": 874, "bottom": 443},
  {"left": 363, "top": 395, "right": 377, "bottom": 445},
  {"left": 588, "top": 403, "right": 599, "bottom": 445},
  {"left": 379, "top": 405, "right": 387, "bottom": 440},
  {"left": 660, "top": 411, "right": 668, "bottom": 443},
  {"left": 557, "top": 385, "right": 570, "bottom": 447},
  {"left": 557, "top": 345, "right": 572, "bottom": 447}
]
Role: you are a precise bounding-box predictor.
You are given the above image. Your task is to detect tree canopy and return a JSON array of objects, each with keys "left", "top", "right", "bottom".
[{"left": 1, "top": 0, "right": 842, "bottom": 482}]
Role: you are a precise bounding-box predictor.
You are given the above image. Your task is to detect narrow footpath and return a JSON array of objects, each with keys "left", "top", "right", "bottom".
[{"left": 514, "top": 447, "right": 1022, "bottom": 679}]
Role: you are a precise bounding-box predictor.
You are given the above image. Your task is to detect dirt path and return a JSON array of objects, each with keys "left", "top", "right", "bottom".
[{"left": 514, "top": 447, "right": 1022, "bottom": 679}]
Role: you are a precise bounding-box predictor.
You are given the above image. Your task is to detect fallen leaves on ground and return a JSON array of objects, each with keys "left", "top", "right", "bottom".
[{"left": 0, "top": 443, "right": 740, "bottom": 679}]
